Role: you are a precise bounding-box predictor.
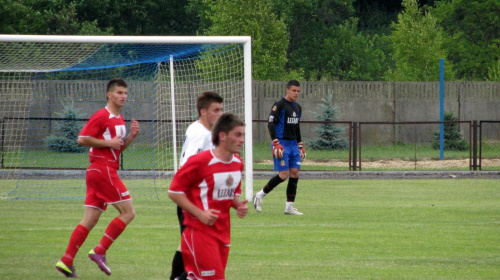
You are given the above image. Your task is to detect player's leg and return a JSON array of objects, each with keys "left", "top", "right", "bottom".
[
  {"left": 88, "top": 200, "right": 134, "bottom": 275},
  {"left": 170, "top": 206, "right": 186, "bottom": 280},
  {"left": 284, "top": 168, "right": 302, "bottom": 215},
  {"left": 253, "top": 145, "right": 289, "bottom": 212},
  {"left": 181, "top": 228, "right": 226, "bottom": 279},
  {"left": 88, "top": 168, "right": 134, "bottom": 275},
  {"left": 56, "top": 209, "right": 100, "bottom": 278},
  {"left": 284, "top": 145, "right": 303, "bottom": 215},
  {"left": 56, "top": 172, "right": 105, "bottom": 278}
]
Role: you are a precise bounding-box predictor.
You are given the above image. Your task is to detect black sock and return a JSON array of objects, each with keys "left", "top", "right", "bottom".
[
  {"left": 263, "top": 175, "right": 285, "bottom": 194},
  {"left": 286, "top": 177, "right": 299, "bottom": 202},
  {"left": 170, "top": 250, "right": 184, "bottom": 280},
  {"left": 177, "top": 271, "right": 188, "bottom": 280}
]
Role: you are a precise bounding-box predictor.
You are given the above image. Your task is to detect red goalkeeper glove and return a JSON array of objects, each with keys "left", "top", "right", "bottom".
[
  {"left": 272, "top": 139, "right": 284, "bottom": 159},
  {"left": 298, "top": 142, "right": 306, "bottom": 159}
]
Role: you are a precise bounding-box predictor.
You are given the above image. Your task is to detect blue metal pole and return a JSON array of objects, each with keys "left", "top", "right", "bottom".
[{"left": 439, "top": 58, "right": 445, "bottom": 160}]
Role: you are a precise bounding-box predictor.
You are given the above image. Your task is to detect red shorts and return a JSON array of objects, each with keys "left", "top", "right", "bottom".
[
  {"left": 84, "top": 162, "right": 131, "bottom": 211},
  {"left": 181, "top": 227, "right": 230, "bottom": 280}
]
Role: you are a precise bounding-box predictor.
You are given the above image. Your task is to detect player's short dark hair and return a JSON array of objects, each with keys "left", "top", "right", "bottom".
[
  {"left": 212, "top": 113, "right": 245, "bottom": 146},
  {"left": 106, "top": 78, "right": 128, "bottom": 93},
  {"left": 286, "top": 79, "right": 300, "bottom": 89},
  {"left": 196, "top": 91, "right": 224, "bottom": 117}
]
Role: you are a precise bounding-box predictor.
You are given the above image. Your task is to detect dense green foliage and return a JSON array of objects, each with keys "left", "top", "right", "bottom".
[
  {"left": 1, "top": 0, "right": 498, "bottom": 81},
  {"left": 431, "top": 0, "right": 500, "bottom": 81},
  {"left": 386, "top": 0, "right": 453, "bottom": 81},
  {"left": 202, "top": 0, "right": 289, "bottom": 80}
]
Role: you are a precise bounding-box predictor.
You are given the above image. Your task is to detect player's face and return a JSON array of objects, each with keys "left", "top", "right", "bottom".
[
  {"left": 224, "top": 125, "right": 245, "bottom": 154},
  {"left": 285, "top": 85, "right": 300, "bottom": 102},
  {"left": 203, "top": 102, "right": 223, "bottom": 128},
  {"left": 107, "top": 86, "right": 128, "bottom": 108}
]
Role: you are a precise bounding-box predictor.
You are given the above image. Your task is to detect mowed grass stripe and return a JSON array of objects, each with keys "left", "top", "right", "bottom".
[{"left": 0, "top": 179, "right": 498, "bottom": 279}]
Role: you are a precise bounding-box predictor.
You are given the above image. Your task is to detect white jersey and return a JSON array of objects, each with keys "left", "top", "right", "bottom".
[{"left": 179, "top": 121, "right": 214, "bottom": 167}]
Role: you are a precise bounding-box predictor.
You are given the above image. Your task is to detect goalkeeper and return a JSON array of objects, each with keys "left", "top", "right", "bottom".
[{"left": 253, "top": 79, "right": 305, "bottom": 215}]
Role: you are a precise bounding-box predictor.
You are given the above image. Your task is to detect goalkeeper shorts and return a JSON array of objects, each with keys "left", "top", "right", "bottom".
[{"left": 272, "top": 139, "right": 301, "bottom": 171}]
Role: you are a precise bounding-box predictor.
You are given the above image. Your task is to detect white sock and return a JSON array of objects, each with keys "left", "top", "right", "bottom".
[
  {"left": 285, "top": 202, "right": 294, "bottom": 210},
  {"left": 257, "top": 190, "right": 266, "bottom": 198}
]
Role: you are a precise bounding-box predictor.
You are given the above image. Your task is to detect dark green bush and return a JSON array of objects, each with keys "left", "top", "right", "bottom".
[
  {"left": 432, "top": 111, "right": 468, "bottom": 151},
  {"left": 307, "top": 93, "right": 348, "bottom": 150},
  {"left": 44, "top": 102, "right": 87, "bottom": 153}
]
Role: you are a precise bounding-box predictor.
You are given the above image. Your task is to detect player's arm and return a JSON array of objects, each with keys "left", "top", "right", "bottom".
[
  {"left": 78, "top": 113, "right": 124, "bottom": 149},
  {"left": 296, "top": 107, "right": 306, "bottom": 159},
  {"left": 168, "top": 192, "right": 220, "bottom": 226},
  {"left": 169, "top": 157, "right": 220, "bottom": 225},
  {"left": 267, "top": 101, "right": 281, "bottom": 140},
  {"left": 122, "top": 119, "right": 140, "bottom": 150},
  {"left": 78, "top": 136, "right": 123, "bottom": 150},
  {"left": 231, "top": 195, "right": 248, "bottom": 219}
]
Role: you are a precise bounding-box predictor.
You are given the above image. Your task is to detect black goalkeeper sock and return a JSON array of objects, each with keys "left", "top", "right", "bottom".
[
  {"left": 286, "top": 177, "right": 299, "bottom": 202},
  {"left": 263, "top": 175, "right": 285, "bottom": 194},
  {"left": 170, "top": 250, "right": 184, "bottom": 280}
]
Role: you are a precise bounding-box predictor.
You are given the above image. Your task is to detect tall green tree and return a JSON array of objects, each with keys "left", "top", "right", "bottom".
[
  {"left": 198, "top": 0, "right": 289, "bottom": 80},
  {"left": 386, "top": 0, "right": 453, "bottom": 81},
  {"left": 0, "top": 0, "right": 198, "bottom": 35},
  {"left": 0, "top": 0, "right": 111, "bottom": 35},
  {"left": 273, "top": 0, "right": 356, "bottom": 80},
  {"left": 432, "top": 0, "right": 500, "bottom": 80},
  {"left": 353, "top": 0, "right": 402, "bottom": 35},
  {"left": 76, "top": 0, "right": 199, "bottom": 35},
  {"left": 322, "top": 18, "right": 390, "bottom": 81}
]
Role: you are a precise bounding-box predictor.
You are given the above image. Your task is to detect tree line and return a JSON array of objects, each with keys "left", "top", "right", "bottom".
[{"left": 1, "top": 0, "right": 498, "bottom": 81}]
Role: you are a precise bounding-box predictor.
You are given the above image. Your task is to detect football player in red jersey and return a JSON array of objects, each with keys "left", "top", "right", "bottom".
[
  {"left": 169, "top": 113, "right": 248, "bottom": 280},
  {"left": 170, "top": 91, "right": 224, "bottom": 280},
  {"left": 56, "top": 78, "right": 140, "bottom": 278}
]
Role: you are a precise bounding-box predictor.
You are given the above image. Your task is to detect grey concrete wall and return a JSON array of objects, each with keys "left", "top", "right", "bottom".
[
  {"left": 1, "top": 80, "right": 499, "bottom": 149},
  {"left": 252, "top": 81, "right": 500, "bottom": 144}
]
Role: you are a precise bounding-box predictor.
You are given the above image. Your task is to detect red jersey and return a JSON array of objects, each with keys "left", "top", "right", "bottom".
[
  {"left": 169, "top": 150, "right": 243, "bottom": 244},
  {"left": 79, "top": 107, "right": 126, "bottom": 169}
]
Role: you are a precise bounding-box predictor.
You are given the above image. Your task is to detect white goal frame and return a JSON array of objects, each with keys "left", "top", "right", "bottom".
[{"left": 0, "top": 34, "right": 254, "bottom": 200}]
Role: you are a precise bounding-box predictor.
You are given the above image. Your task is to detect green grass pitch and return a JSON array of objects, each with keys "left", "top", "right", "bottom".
[{"left": 0, "top": 179, "right": 499, "bottom": 279}]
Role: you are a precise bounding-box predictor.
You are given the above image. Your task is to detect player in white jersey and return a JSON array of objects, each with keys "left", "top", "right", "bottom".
[{"left": 170, "top": 91, "right": 224, "bottom": 280}]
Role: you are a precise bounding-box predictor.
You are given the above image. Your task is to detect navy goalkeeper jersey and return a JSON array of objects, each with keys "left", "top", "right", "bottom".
[{"left": 268, "top": 97, "right": 302, "bottom": 142}]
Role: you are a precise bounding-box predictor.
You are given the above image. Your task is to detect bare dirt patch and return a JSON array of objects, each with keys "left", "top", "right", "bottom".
[{"left": 261, "top": 159, "right": 500, "bottom": 169}]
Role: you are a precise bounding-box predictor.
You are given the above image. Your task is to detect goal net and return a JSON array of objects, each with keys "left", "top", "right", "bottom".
[{"left": 0, "top": 35, "right": 253, "bottom": 200}]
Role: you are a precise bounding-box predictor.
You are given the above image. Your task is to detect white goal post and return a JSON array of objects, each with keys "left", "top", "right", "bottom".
[{"left": 0, "top": 35, "right": 253, "bottom": 200}]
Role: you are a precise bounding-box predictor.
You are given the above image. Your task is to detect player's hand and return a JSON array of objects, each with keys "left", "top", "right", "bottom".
[
  {"left": 272, "top": 139, "right": 284, "bottom": 159},
  {"left": 109, "top": 135, "right": 124, "bottom": 150},
  {"left": 236, "top": 200, "right": 248, "bottom": 218},
  {"left": 298, "top": 142, "right": 306, "bottom": 159},
  {"left": 200, "top": 209, "right": 220, "bottom": 226},
  {"left": 130, "top": 119, "right": 140, "bottom": 137}
]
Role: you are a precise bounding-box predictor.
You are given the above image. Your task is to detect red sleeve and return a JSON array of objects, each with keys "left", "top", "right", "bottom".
[
  {"left": 80, "top": 111, "right": 104, "bottom": 137},
  {"left": 169, "top": 156, "right": 201, "bottom": 193},
  {"left": 235, "top": 155, "right": 244, "bottom": 196}
]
